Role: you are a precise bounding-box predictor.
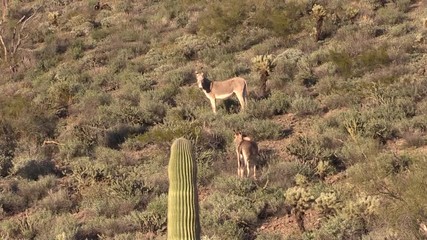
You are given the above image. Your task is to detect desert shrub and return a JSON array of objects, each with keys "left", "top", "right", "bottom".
[
  {"left": 256, "top": 232, "right": 283, "bottom": 240},
  {"left": 357, "top": 45, "right": 391, "bottom": 71},
  {"left": 69, "top": 39, "right": 85, "bottom": 59},
  {"left": 91, "top": 28, "right": 111, "bottom": 41},
  {"left": 273, "top": 48, "right": 311, "bottom": 84},
  {"left": 250, "top": 1, "right": 307, "bottom": 37},
  {"left": 136, "top": 120, "right": 203, "bottom": 146},
  {"left": 34, "top": 212, "right": 79, "bottom": 240},
  {"left": 197, "top": 1, "right": 248, "bottom": 40},
  {"left": 0, "top": 176, "right": 57, "bottom": 214},
  {"left": 201, "top": 192, "right": 259, "bottom": 240},
  {"left": 39, "top": 189, "right": 74, "bottom": 214},
  {"left": 0, "top": 119, "right": 17, "bottom": 176},
  {"left": 79, "top": 185, "right": 137, "bottom": 218},
  {"left": 224, "top": 28, "right": 270, "bottom": 53},
  {"left": 287, "top": 135, "right": 326, "bottom": 163},
  {"left": 261, "top": 160, "right": 305, "bottom": 189},
  {"left": 364, "top": 118, "right": 398, "bottom": 143},
  {"left": 375, "top": 5, "right": 405, "bottom": 25},
  {"left": 244, "top": 119, "right": 283, "bottom": 141},
  {"left": 373, "top": 154, "right": 427, "bottom": 239},
  {"left": 290, "top": 95, "right": 321, "bottom": 116},
  {"left": 327, "top": 50, "right": 353, "bottom": 77},
  {"left": 338, "top": 136, "right": 379, "bottom": 166},
  {"left": 175, "top": 86, "right": 209, "bottom": 112},
  {"left": 35, "top": 35, "right": 69, "bottom": 72},
  {"left": 117, "top": 70, "right": 156, "bottom": 92},
  {"left": 246, "top": 91, "right": 291, "bottom": 119},
  {"left": 390, "top": 22, "right": 414, "bottom": 37},
  {"left": 0, "top": 209, "right": 56, "bottom": 239},
  {"left": 401, "top": 131, "right": 427, "bottom": 148},
  {"left": 213, "top": 175, "right": 256, "bottom": 197},
  {"left": 126, "top": 194, "right": 167, "bottom": 233},
  {"left": 196, "top": 149, "right": 220, "bottom": 186}
]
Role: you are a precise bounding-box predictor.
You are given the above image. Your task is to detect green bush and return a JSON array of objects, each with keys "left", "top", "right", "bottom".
[
  {"left": 375, "top": 5, "right": 405, "bottom": 25},
  {"left": 246, "top": 91, "right": 291, "bottom": 119},
  {"left": 250, "top": 1, "right": 306, "bottom": 37},
  {"left": 286, "top": 134, "right": 336, "bottom": 166},
  {"left": 69, "top": 39, "right": 85, "bottom": 59},
  {"left": 197, "top": 1, "right": 248, "bottom": 39},
  {"left": 39, "top": 189, "right": 74, "bottom": 214},
  {"left": 290, "top": 95, "right": 321, "bottom": 116},
  {"left": 126, "top": 194, "right": 167, "bottom": 233}
]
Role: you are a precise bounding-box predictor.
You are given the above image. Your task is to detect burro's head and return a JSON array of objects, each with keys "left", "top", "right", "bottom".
[
  {"left": 195, "top": 71, "right": 205, "bottom": 89},
  {"left": 233, "top": 131, "right": 244, "bottom": 145},
  {"left": 234, "top": 131, "right": 251, "bottom": 145}
]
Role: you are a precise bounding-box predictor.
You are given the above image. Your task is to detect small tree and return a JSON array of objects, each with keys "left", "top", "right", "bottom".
[
  {"left": 0, "top": 8, "right": 37, "bottom": 72},
  {"left": 251, "top": 54, "right": 276, "bottom": 98}
]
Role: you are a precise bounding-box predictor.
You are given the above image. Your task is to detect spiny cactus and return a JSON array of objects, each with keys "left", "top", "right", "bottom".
[
  {"left": 312, "top": 4, "right": 326, "bottom": 20},
  {"left": 315, "top": 192, "right": 341, "bottom": 216},
  {"left": 251, "top": 54, "right": 276, "bottom": 76},
  {"left": 167, "top": 138, "right": 201, "bottom": 240},
  {"left": 284, "top": 186, "right": 314, "bottom": 231},
  {"left": 294, "top": 173, "right": 308, "bottom": 186},
  {"left": 316, "top": 160, "right": 335, "bottom": 180},
  {"left": 311, "top": 4, "right": 326, "bottom": 41},
  {"left": 251, "top": 54, "right": 276, "bottom": 98},
  {"left": 342, "top": 195, "right": 380, "bottom": 220}
]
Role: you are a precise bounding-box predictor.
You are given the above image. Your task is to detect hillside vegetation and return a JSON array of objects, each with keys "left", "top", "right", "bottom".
[{"left": 1, "top": 0, "right": 427, "bottom": 239}]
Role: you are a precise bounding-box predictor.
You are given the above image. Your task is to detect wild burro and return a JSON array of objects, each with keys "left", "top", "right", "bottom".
[
  {"left": 233, "top": 132, "right": 259, "bottom": 179},
  {"left": 195, "top": 71, "right": 248, "bottom": 114}
]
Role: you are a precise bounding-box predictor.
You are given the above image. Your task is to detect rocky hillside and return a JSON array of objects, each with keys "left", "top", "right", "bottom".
[{"left": 1, "top": 0, "right": 427, "bottom": 239}]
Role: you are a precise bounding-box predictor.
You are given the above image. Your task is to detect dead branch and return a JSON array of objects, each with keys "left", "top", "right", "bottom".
[
  {"left": 43, "top": 140, "right": 63, "bottom": 146},
  {"left": 0, "top": 8, "right": 37, "bottom": 71}
]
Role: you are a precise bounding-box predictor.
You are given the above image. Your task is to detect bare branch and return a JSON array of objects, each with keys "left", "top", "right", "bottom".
[
  {"left": 0, "top": 32, "right": 7, "bottom": 62},
  {"left": 42, "top": 140, "right": 63, "bottom": 146}
]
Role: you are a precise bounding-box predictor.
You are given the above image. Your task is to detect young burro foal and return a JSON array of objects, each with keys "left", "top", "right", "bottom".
[
  {"left": 234, "top": 132, "right": 259, "bottom": 179},
  {"left": 195, "top": 72, "right": 248, "bottom": 114}
]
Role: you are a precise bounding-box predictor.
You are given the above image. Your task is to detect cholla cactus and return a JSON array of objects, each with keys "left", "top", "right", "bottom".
[
  {"left": 284, "top": 186, "right": 314, "bottom": 231},
  {"left": 344, "top": 6, "right": 359, "bottom": 22},
  {"left": 342, "top": 195, "right": 380, "bottom": 220},
  {"left": 315, "top": 192, "right": 341, "bottom": 216},
  {"left": 311, "top": 4, "right": 326, "bottom": 41},
  {"left": 251, "top": 54, "right": 276, "bottom": 76},
  {"left": 251, "top": 54, "right": 276, "bottom": 97},
  {"left": 294, "top": 174, "right": 308, "bottom": 186},
  {"left": 167, "top": 138, "right": 201, "bottom": 240},
  {"left": 312, "top": 4, "right": 326, "bottom": 20},
  {"left": 316, "top": 160, "right": 335, "bottom": 179}
]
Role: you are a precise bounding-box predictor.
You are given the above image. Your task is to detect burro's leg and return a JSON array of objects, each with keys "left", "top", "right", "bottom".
[
  {"left": 209, "top": 97, "right": 216, "bottom": 114},
  {"left": 236, "top": 92, "right": 246, "bottom": 112},
  {"left": 236, "top": 151, "right": 241, "bottom": 178},
  {"left": 243, "top": 152, "right": 250, "bottom": 178},
  {"left": 253, "top": 165, "right": 257, "bottom": 180}
]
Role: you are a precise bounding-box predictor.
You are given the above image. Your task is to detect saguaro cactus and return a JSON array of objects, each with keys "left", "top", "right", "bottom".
[{"left": 167, "top": 138, "right": 201, "bottom": 240}]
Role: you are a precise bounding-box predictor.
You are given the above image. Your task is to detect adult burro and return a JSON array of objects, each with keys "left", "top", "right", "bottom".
[
  {"left": 233, "top": 132, "right": 260, "bottom": 179},
  {"left": 195, "top": 71, "right": 248, "bottom": 114}
]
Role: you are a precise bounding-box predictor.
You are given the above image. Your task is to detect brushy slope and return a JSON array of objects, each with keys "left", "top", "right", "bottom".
[{"left": 1, "top": 0, "right": 427, "bottom": 239}]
